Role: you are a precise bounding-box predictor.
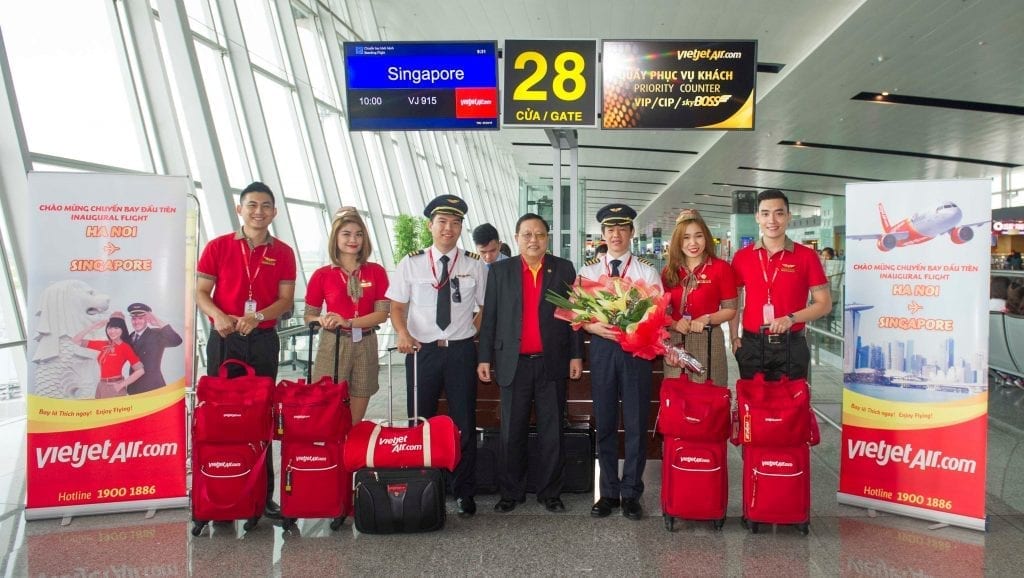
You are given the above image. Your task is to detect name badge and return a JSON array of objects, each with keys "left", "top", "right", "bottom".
[
  {"left": 244, "top": 299, "right": 258, "bottom": 315},
  {"left": 762, "top": 303, "right": 775, "bottom": 324},
  {"left": 351, "top": 327, "right": 363, "bottom": 343}
]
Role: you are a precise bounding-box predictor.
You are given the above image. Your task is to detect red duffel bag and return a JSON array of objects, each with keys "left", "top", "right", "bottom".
[
  {"left": 273, "top": 376, "right": 351, "bottom": 442},
  {"left": 194, "top": 360, "right": 274, "bottom": 443},
  {"left": 343, "top": 415, "right": 461, "bottom": 472},
  {"left": 656, "top": 376, "right": 732, "bottom": 441},
  {"left": 732, "top": 374, "right": 812, "bottom": 447}
]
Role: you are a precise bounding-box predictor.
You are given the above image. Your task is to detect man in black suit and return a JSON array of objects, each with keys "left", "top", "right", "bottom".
[
  {"left": 477, "top": 213, "right": 584, "bottom": 513},
  {"left": 126, "top": 303, "right": 183, "bottom": 394}
]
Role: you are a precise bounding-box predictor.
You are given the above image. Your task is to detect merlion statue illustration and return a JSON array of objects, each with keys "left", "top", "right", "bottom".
[{"left": 31, "top": 280, "right": 110, "bottom": 398}]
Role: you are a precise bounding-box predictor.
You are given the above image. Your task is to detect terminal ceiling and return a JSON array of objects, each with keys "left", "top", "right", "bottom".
[{"left": 369, "top": 0, "right": 1024, "bottom": 236}]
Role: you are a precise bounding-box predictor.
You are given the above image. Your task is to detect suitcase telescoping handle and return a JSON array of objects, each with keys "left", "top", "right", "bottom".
[
  {"left": 758, "top": 324, "right": 793, "bottom": 378},
  {"left": 307, "top": 320, "right": 341, "bottom": 382},
  {"left": 385, "top": 346, "right": 419, "bottom": 426}
]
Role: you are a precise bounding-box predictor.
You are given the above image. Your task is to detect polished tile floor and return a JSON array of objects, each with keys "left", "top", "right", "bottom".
[{"left": 1, "top": 351, "right": 1022, "bottom": 577}]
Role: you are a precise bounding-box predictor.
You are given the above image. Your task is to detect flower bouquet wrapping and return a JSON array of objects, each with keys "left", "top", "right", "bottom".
[{"left": 547, "top": 275, "right": 687, "bottom": 362}]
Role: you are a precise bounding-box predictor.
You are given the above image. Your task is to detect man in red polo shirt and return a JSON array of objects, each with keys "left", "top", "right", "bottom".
[
  {"left": 729, "top": 189, "right": 832, "bottom": 380},
  {"left": 477, "top": 213, "right": 583, "bottom": 513},
  {"left": 196, "top": 181, "right": 297, "bottom": 518}
]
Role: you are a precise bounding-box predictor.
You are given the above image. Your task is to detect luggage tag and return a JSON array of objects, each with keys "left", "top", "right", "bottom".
[
  {"left": 762, "top": 303, "right": 775, "bottom": 324},
  {"left": 351, "top": 327, "right": 363, "bottom": 343}
]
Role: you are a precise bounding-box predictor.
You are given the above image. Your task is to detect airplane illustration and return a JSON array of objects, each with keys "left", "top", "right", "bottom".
[{"left": 847, "top": 202, "right": 990, "bottom": 252}]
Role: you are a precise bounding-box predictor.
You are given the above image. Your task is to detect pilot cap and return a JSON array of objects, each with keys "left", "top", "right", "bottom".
[
  {"left": 596, "top": 203, "right": 637, "bottom": 226},
  {"left": 127, "top": 303, "right": 152, "bottom": 316},
  {"left": 424, "top": 195, "right": 468, "bottom": 219}
]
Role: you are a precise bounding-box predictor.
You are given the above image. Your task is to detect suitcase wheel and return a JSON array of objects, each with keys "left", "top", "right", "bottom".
[
  {"left": 330, "top": 516, "right": 345, "bottom": 531},
  {"left": 243, "top": 516, "right": 259, "bottom": 532},
  {"left": 739, "top": 516, "right": 748, "bottom": 530},
  {"left": 713, "top": 517, "right": 726, "bottom": 531},
  {"left": 281, "top": 518, "right": 298, "bottom": 532},
  {"left": 191, "top": 521, "right": 207, "bottom": 537},
  {"left": 797, "top": 522, "right": 809, "bottom": 536},
  {"left": 662, "top": 515, "right": 675, "bottom": 532},
  {"left": 749, "top": 521, "right": 760, "bottom": 534}
]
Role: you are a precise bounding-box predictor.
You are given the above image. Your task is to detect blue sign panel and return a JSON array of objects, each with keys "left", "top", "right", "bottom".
[{"left": 343, "top": 42, "right": 499, "bottom": 131}]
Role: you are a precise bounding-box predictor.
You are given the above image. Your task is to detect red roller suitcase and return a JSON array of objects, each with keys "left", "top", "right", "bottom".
[
  {"left": 736, "top": 328, "right": 818, "bottom": 536},
  {"left": 657, "top": 327, "right": 731, "bottom": 531},
  {"left": 741, "top": 444, "right": 810, "bottom": 531},
  {"left": 278, "top": 322, "right": 353, "bottom": 532},
  {"left": 661, "top": 438, "right": 728, "bottom": 530},
  {"left": 191, "top": 441, "right": 268, "bottom": 532},
  {"left": 281, "top": 441, "right": 350, "bottom": 526},
  {"left": 191, "top": 358, "right": 274, "bottom": 536}
]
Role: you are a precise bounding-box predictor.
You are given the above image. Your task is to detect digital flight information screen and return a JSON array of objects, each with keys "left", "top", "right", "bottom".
[{"left": 343, "top": 41, "right": 499, "bottom": 131}]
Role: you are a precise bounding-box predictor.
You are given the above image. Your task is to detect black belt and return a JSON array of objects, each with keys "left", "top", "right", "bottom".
[
  {"left": 744, "top": 330, "right": 804, "bottom": 345},
  {"left": 340, "top": 328, "right": 374, "bottom": 337},
  {"left": 426, "top": 337, "right": 472, "bottom": 348},
  {"left": 519, "top": 353, "right": 543, "bottom": 359}
]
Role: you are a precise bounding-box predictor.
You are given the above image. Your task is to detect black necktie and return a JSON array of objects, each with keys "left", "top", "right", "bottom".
[
  {"left": 436, "top": 255, "right": 451, "bottom": 330},
  {"left": 610, "top": 259, "right": 622, "bottom": 277}
]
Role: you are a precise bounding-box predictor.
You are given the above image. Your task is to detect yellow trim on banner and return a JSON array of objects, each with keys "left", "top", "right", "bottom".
[
  {"left": 27, "top": 378, "right": 186, "bottom": 433},
  {"left": 842, "top": 388, "right": 987, "bottom": 430},
  {"left": 700, "top": 90, "right": 754, "bottom": 129}
]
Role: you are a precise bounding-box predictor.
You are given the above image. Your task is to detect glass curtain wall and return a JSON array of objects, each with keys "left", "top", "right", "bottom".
[{"left": 0, "top": 0, "right": 519, "bottom": 410}]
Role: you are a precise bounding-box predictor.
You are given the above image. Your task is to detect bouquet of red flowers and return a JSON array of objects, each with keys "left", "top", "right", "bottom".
[{"left": 546, "top": 275, "right": 672, "bottom": 360}]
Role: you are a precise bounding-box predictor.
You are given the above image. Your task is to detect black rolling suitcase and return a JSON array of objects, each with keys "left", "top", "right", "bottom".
[{"left": 352, "top": 348, "right": 446, "bottom": 534}]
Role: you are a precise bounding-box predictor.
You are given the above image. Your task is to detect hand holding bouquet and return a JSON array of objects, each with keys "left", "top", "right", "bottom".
[{"left": 546, "top": 275, "right": 671, "bottom": 360}]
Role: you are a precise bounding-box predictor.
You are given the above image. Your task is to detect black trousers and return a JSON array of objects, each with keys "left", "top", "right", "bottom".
[
  {"left": 735, "top": 331, "right": 810, "bottom": 380},
  {"left": 406, "top": 339, "right": 477, "bottom": 499},
  {"left": 589, "top": 336, "right": 652, "bottom": 500},
  {"left": 206, "top": 329, "right": 279, "bottom": 499},
  {"left": 498, "top": 355, "right": 566, "bottom": 501}
]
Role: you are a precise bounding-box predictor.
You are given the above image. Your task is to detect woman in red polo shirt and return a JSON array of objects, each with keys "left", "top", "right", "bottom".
[
  {"left": 304, "top": 208, "right": 390, "bottom": 423},
  {"left": 661, "top": 209, "right": 737, "bottom": 385},
  {"left": 72, "top": 312, "right": 145, "bottom": 398}
]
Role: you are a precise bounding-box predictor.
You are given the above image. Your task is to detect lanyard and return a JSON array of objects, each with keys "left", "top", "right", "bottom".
[
  {"left": 428, "top": 248, "right": 459, "bottom": 289},
  {"left": 338, "top": 266, "right": 361, "bottom": 316},
  {"left": 604, "top": 253, "right": 633, "bottom": 278},
  {"left": 679, "top": 260, "right": 707, "bottom": 315},
  {"left": 240, "top": 239, "right": 269, "bottom": 300},
  {"left": 758, "top": 248, "right": 783, "bottom": 305}
]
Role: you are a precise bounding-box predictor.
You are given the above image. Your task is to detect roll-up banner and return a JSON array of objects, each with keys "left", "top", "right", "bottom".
[
  {"left": 25, "top": 172, "right": 189, "bottom": 519},
  {"left": 839, "top": 178, "right": 991, "bottom": 531}
]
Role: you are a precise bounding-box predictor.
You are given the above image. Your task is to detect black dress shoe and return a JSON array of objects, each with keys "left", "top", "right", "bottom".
[
  {"left": 622, "top": 497, "right": 643, "bottom": 520},
  {"left": 542, "top": 497, "right": 566, "bottom": 512},
  {"left": 264, "top": 499, "right": 282, "bottom": 519},
  {"left": 457, "top": 496, "right": 477, "bottom": 517},
  {"left": 590, "top": 497, "right": 621, "bottom": 518},
  {"left": 494, "top": 498, "right": 520, "bottom": 513}
]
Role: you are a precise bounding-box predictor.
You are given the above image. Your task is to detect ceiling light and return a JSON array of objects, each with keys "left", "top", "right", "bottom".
[{"left": 881, "top": 91, "right": 890, "bottom": 96}]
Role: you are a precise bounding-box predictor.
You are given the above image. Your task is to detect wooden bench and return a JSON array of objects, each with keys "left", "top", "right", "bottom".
[{"left": 440, "top": 338, "right": 667, "bottom": 459}]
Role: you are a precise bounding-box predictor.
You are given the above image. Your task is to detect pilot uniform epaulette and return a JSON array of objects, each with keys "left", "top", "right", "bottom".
[
  {"left": 584, "top": 257, "right": 600, "bottom": 266},
  {"left": 637, "top": 256, "right": 655, "bottom": 268},
  {"left": 464, "top": 250, "right": 481, "bottom": 260},
  {"left": 408, "top": 249, "right": 425, "bottom": 258}
]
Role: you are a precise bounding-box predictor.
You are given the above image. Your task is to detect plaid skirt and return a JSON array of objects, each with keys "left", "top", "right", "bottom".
[
  {"left": 311, "top": 331, "right": 379, "bottom": 397},
  {"left": 662, "top": 325, "right": 729, "bottom": 386}
]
